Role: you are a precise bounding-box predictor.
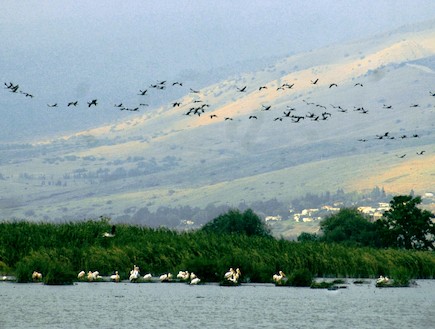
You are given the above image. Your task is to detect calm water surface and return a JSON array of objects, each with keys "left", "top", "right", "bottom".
[{"left": 1, "top": 280, "right": 434, "bottom": 328}]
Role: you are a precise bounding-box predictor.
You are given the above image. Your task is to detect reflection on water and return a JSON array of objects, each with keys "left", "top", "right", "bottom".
[{"left": 1, "top": 280, "right": 434, "bottom": 329}]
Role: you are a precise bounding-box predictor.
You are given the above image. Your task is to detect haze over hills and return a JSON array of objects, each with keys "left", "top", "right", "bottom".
[{"left": 0, "top": 21, "right": 434, "bottom": 227}]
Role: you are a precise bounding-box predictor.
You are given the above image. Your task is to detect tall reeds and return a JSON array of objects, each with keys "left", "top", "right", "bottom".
[{"left": 1, "top": 219, "right": 434, "bottom": 282}]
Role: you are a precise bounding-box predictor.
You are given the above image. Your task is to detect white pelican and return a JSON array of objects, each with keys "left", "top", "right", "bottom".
[
  {"left": 110, "top": 271, "right": 120, "bottom": 282},
  {"left": 190, "top": 272, "right": 197, "bottom": 280},
  {"left": 190, "top": 277, "right": 201, "bottom": 285},
  {"left": 377, "top": 275, "right": 387, "bottom": 284},
  {"left": 224, "top": 268, "right": 235, "bottom": 279},
  {"left": 129, "top": 266, "right": 140, "bottom": 282},
  {"left": 273, "top": 270, "right": 286, "bottom": 283},
  {"left": 102, "top": 225, "right": 116, "bottom": 238},
  {"left": 143, "top": 273, "right": 152, "bottom": 281},
  {"left": 32, "top": 271, "right": 42, "bottom": 281},
  {"left": 87, "top": 271, "right": 100, "bottom": 281},
  {"left": 77, "top": 271, "right": 85, "bottom": 279},
  {"left": 159, "top": 273, "right": 173, "bottom": 282},
  {"left": 177, "top": 270, "right": 189, "bottom": 280}
]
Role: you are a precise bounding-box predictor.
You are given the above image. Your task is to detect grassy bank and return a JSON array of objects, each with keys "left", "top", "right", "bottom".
[{"left": 1, "top": 219, "right": 434, "bottom": 283}]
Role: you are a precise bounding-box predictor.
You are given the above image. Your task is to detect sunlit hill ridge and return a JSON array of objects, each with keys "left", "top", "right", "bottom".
[{"left": 0, "top": 22, "right": 434, "bottom": 225}]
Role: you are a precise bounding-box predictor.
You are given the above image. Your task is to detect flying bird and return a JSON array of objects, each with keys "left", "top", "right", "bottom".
[
  {"left": 311, "top": 78, "right": 319, "bottom": 85},
  {"left": 47, "top": 103, "right": 58, "bottom": 107},
  {"left": 138, "top": 89, "right": 148, "bottom": 95},
  {"left": 87, "top": 99, "right": 97, "bottom": 107},
  {"left": 396, "top": 154, "right": 406, "bottom": 158},
  {"left": 416, "top": 151, "right": 425, "bottom": 155},
  {"left": 329, "top": 83, "right": 338, "bottom": 88},
  {"left": 354, "top": 83, "right": 363, "bottom": 87},
  {"left": 67, "top": 101, "right": 78, "bottom": 107},
  {"left": 237, "top": 86, "right": 247, "bottom": 92}
]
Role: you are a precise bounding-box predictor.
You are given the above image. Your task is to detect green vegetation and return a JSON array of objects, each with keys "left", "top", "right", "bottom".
[
  {"left": 201, "top": 208, "right": 272, "bottom": 238},
  {"left": 376, "top": 195, "right": 435, "bottom": 250},
  {"left": 318, "top": 208, "right": 381, "bottom": 247},
  {"left": 1, "top": 210, "right": 434, "bottom": 284},
  {"left": 303, "top": 195, "right": 434, "bottom": 251}
]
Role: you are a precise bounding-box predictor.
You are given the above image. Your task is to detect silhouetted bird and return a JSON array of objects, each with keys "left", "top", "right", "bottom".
[
  {"left": 249, "top": 116, "right": 257, "bottom": 119},
  {"left": 259, "top": 86, "right": 267, "bottom": 90},
  {"left": 114, "top": 103, "right": 123, "bottom": 107},
  {"left": 410, "top": 104, "right": 419, "bottom": 108},
  {"left": 416, "top": 151, "right": 425, "bottom": 155},
  {"left": 138, "top": 89, "right": 148, "bottom": 95},
  {"left": 262, "top": 105, "right": 272, "bottom": 111},
  {"left": 311, "top": 78, "right": 319, "bottom": 85},
  {"left": 19, "top": 91, "right": 32, "bottom": 97},
  {"left": 329, "top": 83, "right": 337, "bottom": 88},
  {"left": 47, "top": 103, "right": 58, "bottom": 107},
  {"left": 237, "top": 86, "right": 247, "bottom": 92},
  {"left": 396, "top": 154, "right": 406, "bottom": 158},
  {"left": 172, "top": 102, "right": 181, "bottom": 107},
  {"left": 225, "top": 117, "right": 233, "bottom": 121},
  {"left": 67, "top": 101, "right": 78, "bottom": 107},
  {"left": 291, "top": 116, "right": 304, "bottom": 123},
  {"left": 87, "top": 99, "right": 97, "bottom": 107},
  {"left": 354, "top": 83, "right": 363, "bottom": 87},
  {"left": 172, "top": 82, "right": 183, "bottom": 86},
  {"left": 210, "top": 114, "right": 218, "bottom": 119},
  {"left": 190, "top": 88, "right": 200, "bottom": 93}
]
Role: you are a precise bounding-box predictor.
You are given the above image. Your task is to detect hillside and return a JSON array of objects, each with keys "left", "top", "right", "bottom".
[{"left": 0, "top": 22, "right": 434, "bottom": 226}]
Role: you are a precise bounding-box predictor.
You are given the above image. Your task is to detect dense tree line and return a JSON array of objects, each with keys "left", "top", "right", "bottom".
[{"left": 299, "top": 195, "right": 434, "bottom": 251}]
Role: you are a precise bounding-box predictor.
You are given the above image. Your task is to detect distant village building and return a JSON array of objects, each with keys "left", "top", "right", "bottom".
[{"left": 265, "top": 215, "right": 282, "bottom": 222}]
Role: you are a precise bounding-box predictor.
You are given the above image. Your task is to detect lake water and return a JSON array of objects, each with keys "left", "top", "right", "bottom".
[{"left": 1, "top": 280, "right": 434, "bottom": 329}]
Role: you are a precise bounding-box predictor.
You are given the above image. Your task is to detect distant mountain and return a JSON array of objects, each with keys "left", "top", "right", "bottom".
[{"left": 0, "top": 21, "right": 434, "bottom": 226}]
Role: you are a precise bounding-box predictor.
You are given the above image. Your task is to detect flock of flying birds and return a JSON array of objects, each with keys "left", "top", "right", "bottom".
[{"left": 4, "top": 78, "right": 433, "bottom": 158}]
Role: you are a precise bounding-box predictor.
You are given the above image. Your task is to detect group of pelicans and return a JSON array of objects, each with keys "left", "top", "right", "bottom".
[
  {"left": 75, "top": 266, "right": 202, "bottom": 285},
  {"left": 29, "top": 269, "right": 390, "bottom": 286}
]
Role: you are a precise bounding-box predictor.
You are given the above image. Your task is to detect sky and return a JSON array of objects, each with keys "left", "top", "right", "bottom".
[{"left": 1, "top": 0, "right": 435, "bottom": 141}]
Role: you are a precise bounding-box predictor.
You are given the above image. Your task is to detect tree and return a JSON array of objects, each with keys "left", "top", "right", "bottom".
[
  {"left": 201, "top": 208, "right": 272, "bottom": 238},
  {"left": 297, "top": 232, "right": 319, "bottom": 242},
  {"left": 376, "top": 195, "right": 435, "bottom": 250},
  {"left": 319, "top": 208, "right": 380, "bottom": 247}
]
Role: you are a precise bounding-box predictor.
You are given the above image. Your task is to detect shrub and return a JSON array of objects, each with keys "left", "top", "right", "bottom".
[{"left": 288, "top": 268, "right": 313, "bottom": 287}]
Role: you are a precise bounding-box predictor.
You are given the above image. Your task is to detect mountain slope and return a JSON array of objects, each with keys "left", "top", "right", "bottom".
[{"left": 0, "top": 22, "right": 434, "bottom": 222}]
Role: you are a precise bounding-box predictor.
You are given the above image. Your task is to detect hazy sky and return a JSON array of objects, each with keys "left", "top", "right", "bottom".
[{"left": 1, "top": 0, "right": 435, "bottom": 141}]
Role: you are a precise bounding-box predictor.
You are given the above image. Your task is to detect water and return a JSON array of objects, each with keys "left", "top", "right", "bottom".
[{"left": 1, "top": 280, "right": 434, "bottom": 329}]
